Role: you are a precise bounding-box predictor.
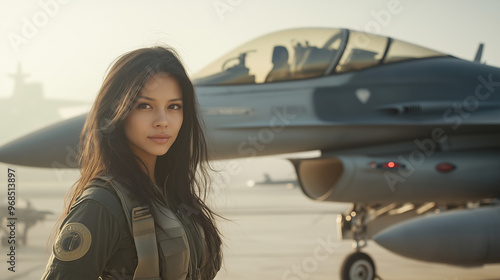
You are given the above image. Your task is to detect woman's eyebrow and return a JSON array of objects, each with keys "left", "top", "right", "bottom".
[
  {"left": 135, "top": 96, "right": 183, "bottom": 102},
  {"left": 135, "top": 96, "right": 155, "bottom": 101}
]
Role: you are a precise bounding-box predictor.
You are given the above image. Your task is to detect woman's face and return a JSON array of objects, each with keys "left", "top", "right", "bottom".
[{"left": 123, "top": 72, "right": 184, "bottom": 165}]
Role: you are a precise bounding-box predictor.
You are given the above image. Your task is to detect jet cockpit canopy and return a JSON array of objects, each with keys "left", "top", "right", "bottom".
[{"left": 193, "top": 28, "right": 446, "bottom": 86}]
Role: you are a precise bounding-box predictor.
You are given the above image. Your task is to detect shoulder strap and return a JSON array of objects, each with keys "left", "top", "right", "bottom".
[{"left": 92, "top": 175, "right": 161, "bottom": 280}]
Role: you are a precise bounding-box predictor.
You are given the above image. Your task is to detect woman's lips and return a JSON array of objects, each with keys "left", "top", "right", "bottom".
[{"left": 148, "top": 135, "right": 170, "bottom": 144}]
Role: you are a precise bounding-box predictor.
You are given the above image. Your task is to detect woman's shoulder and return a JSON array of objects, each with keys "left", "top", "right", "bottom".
[{"left": 72, "top": 175, "right": 126, "bottom": 223}]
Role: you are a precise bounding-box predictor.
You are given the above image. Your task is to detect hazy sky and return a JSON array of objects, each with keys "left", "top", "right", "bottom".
[
  {"left": 1, "top": 0, "right": 500, "bottom": 103},
  {"left": 0, "top": 1, "right": 499, "bottom": 196}
]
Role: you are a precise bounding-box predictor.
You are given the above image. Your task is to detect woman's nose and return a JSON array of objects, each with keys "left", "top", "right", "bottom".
[{"left": 154, "top": 110, "right": 168, "bottom": 127}]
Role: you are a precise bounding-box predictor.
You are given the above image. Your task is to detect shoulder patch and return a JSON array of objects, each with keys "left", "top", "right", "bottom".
[{"left": 54, "top": 223, "right": 92, "bottom": 261}]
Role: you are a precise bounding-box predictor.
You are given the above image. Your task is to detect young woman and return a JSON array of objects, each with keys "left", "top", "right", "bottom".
[{"left": 42, "top": 46, "right": 222, "bottom": 280}]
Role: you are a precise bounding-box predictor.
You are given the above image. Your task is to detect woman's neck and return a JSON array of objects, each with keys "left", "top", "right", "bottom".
[{"left": 141, "top": 156, "right": 157, "bottom": 185}]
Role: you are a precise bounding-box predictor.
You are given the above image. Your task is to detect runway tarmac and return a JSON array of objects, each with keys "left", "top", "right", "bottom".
[{"left": 2, "top": 181, "right": 500, "bottom": 280}]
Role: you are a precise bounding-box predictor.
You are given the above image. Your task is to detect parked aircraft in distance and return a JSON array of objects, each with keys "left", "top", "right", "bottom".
[
  {"left": 0, "top": 199, "right": 52, "bottom": 246},
  {"left": 246, "top": 173, "right": 298, "bottom": 188},
  {"left": 1, "top": 28, "right": 500, "bottom": 280},
  {"left": 0, "top": 63, "right": 88, "bottom": 145}
]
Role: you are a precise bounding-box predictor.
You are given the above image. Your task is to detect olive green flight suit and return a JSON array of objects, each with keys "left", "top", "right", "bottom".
[
  {"left": 42, "top": 183, "right": 138, "bottom": 279},
  {"left": 41, "top": 177, "right": 212, "bottom": 280}
]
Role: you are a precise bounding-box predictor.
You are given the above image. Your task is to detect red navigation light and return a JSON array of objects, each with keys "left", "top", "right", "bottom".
[
  {"left": 436, "top": 163, "right": 456, "bottom": 173},
  {"left": 370, "top": 161, "right": 404, "bottom": 169},
  {"left": 382, "top": 161, "right": 400, "bottom": 169}
]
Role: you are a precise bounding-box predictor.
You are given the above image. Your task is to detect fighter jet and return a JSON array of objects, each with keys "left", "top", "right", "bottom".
[
  {"left": 246, "top": 173, "right": 298, "bottom": 188},
  {"left": 0, "top": 199, "right": 52, "bottom": 246},
  {"left": 1, "top": 28, "right": 500, "bottom": 280}
]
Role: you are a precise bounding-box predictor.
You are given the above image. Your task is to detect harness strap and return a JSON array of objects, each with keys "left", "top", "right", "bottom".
[
  {"left": 130, "top": 206, "right": 161, "bottom": 280},
  {"left": 92, "top": 176, "right": 161, "bottom": 280}
]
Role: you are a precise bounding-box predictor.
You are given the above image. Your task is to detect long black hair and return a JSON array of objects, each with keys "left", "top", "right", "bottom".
[{"left": 60, "top": 46, "right": 222, "bottom": 277}]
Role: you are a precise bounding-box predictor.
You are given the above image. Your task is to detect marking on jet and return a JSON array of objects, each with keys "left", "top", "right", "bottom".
[
  {"left": 205, "top": 107, "right": 255, "bottom": 116},
  {"left": 356, "top": 88, "right": 371, "bottom": 104}
]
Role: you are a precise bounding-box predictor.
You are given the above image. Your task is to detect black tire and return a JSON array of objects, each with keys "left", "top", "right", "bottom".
[{"left": 340, "top": 252, "right": 376, "bottom": 280}]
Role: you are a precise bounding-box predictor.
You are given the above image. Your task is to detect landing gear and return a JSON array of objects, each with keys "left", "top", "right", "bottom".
[
  {"left": 340, "top": 252, "right": 376, "bottom": 280},
  {"left": 338, "top": 204, "right": 378, "bottom": 280}
]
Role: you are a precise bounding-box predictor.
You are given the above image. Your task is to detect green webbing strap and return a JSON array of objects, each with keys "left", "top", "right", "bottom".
[
  {"left": 95, "top": 176, "right": 161, "bottom": 280},
  {"left": 131, "top": 206, "right": 161, "bottom": 280}
]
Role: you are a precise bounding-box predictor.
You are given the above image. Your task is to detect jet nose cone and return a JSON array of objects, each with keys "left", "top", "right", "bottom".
[
  {"left": 0, "top": 115, "right": 85, "bottom": 168},
  {"left": 0, "top": 140, "right": 31, "bottom": 166}
]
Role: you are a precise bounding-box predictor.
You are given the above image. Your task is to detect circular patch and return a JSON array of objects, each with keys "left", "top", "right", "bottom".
[{"left": 54, "top": 222, "right": 92, "bottom": 261}]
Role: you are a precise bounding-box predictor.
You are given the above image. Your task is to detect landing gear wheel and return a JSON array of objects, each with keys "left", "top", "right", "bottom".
[{"left": 340, "top": 252, "right": 376, "bottom": 280}]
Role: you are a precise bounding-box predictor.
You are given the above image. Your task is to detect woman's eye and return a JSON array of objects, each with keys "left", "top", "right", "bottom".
[
  {"left": 137, "top": 103, "right": 152, "bottom": 109},
  {"left": 169, "top": 104, "right": 183, "bottom": 110}
]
